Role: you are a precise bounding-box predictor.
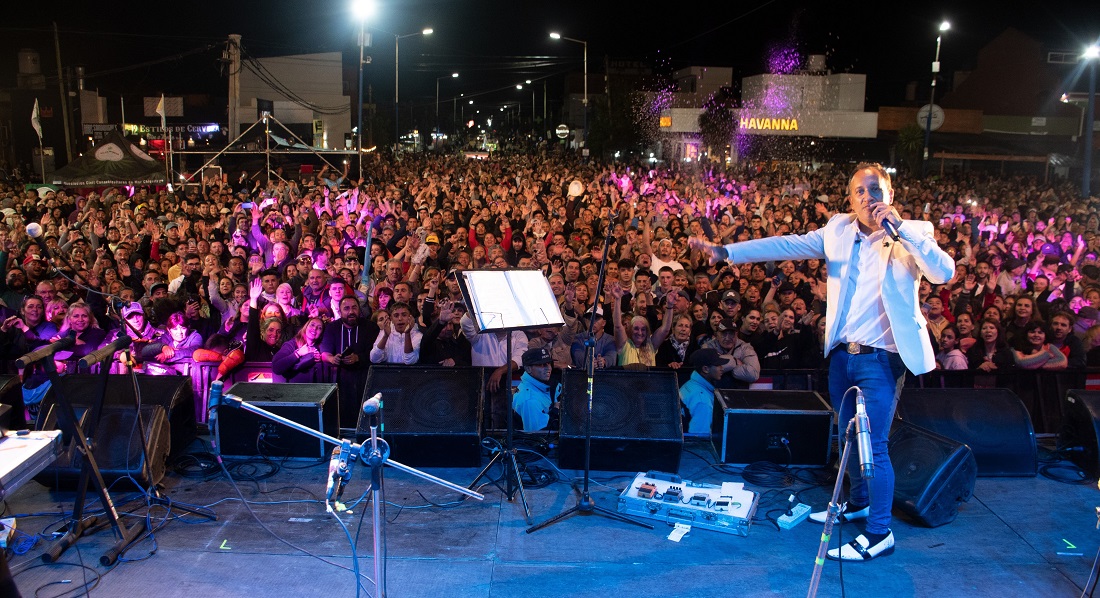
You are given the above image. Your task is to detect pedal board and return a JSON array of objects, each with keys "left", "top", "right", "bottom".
[{"left": 617, "top": 471, "right": 759, "bottom": 536}]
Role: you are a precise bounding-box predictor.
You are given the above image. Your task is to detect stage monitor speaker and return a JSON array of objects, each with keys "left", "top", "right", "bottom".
[
  {"left": 898, "top": 388, "right": 1036, "bottom": 477},
  {"left": 34, "top": 375, "right": 195, "bottom": 462},
  {"left": 558, "top": 369, "right": 683, "bottom": 473},
  {"left": 1062, "top": 390, "right": 1100, "bottom": 477},
  {"left": 0, "top": 377, "right": 24, "bottom": 431},
  {"left": 34, "top": 403, "right": 170, "bottom": 489},
  {"left": 890, "top": 420, "right": 977, "bottom": 528},
  {"left": 217, "top": 383, "right": 338, "bottom": 459},
  {"left": 357, "top": 366, "right": 484, "bottom": 467},
  {"left": 715, "top": 390, "right": 833, "bottom": 467}
]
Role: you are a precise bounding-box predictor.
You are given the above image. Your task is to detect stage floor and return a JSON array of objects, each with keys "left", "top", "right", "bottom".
[{"left": 5, "top": 435, "right": 1097, "bottom": 597}]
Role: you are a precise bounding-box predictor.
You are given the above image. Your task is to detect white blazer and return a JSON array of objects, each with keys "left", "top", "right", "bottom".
[{"left": 724, "top": 213, "right": 955, "bottom": 375}]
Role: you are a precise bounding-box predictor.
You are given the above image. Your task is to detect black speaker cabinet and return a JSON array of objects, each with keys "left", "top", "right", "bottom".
[
  {"left": 217, "top": 383, "right": 338, "bottom": 459},
  {"left": 34, "top": 403, "right": 171, "bottom": 489},
  {"left": 898, "top": 388, "right": 1037, "bottom": 477},
  {"left": 890, "top": 420, "right": 978, "bottom": 528},
  {"left": 357, "top": 366, "right": 484, "bottom": 467},
  {"left": 34, "top": 375, "right": 195, "bottom": 461},
  {"left": 715, "top": 390, "right": 833, "bottom": 467},
  {"left": 1062, "top": 390, "right": 1100, "bottom": 477},
  {"left": 558, "top": 369, "right": 683, "bottom": 472},
  {"left": 0, "top": 377, "right": 24, "bottom": 431}
]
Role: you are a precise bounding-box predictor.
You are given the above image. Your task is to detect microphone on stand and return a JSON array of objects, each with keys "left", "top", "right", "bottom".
[
  {"left": 855, "top": 389, "right": 874, "bottom": 479},
  {"left": 362, "top": 393, "right": 382, "bottom": 417}
]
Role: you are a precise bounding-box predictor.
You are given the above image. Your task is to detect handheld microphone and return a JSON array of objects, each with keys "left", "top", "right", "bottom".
[
  {"left": 78, "top": 335, "right": 133, "bottom": 369},
  {"left": 15, "top": 334, "right": 75, "bottom": 369},
  {"left": 362, "top": 393, "right": 382, "bottom": 416},
  {"left": 881, "top": 219, "right": 900, "bottom": 243},
  {"left": 855, "top": 389, "right": 875, "bottom": 479}
]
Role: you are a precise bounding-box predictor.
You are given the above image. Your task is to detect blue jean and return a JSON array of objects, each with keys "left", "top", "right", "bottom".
[{"left": 828, "top": 348, "right": 906, "bottom": 536}]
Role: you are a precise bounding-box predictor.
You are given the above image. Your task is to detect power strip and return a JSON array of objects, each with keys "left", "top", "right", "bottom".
[{"left": 778, "top": 503, "right": 811, "bottom": 530}]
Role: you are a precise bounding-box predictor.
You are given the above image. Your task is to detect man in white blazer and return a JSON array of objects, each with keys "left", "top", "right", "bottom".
[{"left": 691, "top": 163, "right": 954, "bottom": 562}]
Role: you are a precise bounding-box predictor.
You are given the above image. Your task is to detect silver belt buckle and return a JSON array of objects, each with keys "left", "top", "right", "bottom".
[{"left": 846, "top": 342, "right": 860, "bottom": 355}]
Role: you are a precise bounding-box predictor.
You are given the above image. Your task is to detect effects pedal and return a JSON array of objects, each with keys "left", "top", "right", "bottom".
[{"left": 637, "top": 483, "right": 657, "bottom": 499}]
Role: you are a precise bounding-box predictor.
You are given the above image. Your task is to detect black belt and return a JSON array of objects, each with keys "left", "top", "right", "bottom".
[{"left": 837, "top": 342, "right": 882, "bottom": 355}]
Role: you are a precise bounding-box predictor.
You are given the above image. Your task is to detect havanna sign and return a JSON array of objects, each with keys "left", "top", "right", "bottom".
[{"left": 738, "top": 117, "right": 799, "bottom": 131}]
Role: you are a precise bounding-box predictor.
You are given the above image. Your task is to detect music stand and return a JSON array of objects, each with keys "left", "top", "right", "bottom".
[
  {"left": 527, "top": 214, "right": 653, "bottom": 534},
  {"left": 456, "top": 268, "right": 563, "bottom": 523}
]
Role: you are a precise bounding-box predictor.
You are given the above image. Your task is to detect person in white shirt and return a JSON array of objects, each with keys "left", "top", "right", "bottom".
[
  {"left": 369, "top": 302, "right": 422, "bottom": 365},
  {"left": 691, "top": 163, "right": 954, "bottom": 563}
]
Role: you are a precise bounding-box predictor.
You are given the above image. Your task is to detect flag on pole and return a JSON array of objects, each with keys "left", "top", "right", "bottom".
[
  {"left": 156, "top": 94, "right": 166, "bottom": 131},
  {"left": 31, "top": 99, "right": 43, "bottom": 142}
]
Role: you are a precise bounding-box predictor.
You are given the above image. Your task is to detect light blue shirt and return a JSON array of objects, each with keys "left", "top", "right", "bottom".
[
  {"left": 513, "top": 372, "right": 556, "bottom": 432},
  {"left": 680, "top": 370, "right": 717, "bottom": 434}
]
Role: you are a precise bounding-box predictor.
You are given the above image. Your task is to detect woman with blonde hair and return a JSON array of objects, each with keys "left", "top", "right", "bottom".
[
  {"left": 609, "top": 281, "right": 674, "bottom": 368},
  {"left": 272, "top": 317, "right": 325, "bottom": 382},
  {"left": 52, "top": 302, "right": 107, "bottom": 371}
]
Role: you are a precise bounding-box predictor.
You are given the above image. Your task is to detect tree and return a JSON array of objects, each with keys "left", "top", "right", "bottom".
[
  {"left": 896, "top": 123, "right": 924, "bottom": 177},
  {"left": 698, "top": 90, "right": 737, "bottom": 162}
]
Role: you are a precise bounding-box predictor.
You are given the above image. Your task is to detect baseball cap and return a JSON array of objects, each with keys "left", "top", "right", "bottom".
[
  {"left": 122, "top": 302, "right": 145, "bottom": 318},
  {"left": 689, "top": 348, "right": 731, "bottom": 368},
  {"left": 522, "top": 346, "right": 554, "bottom": 367},
  {"left": 721, "top": 290, "right": 740, "bottom": 304},
  {"left": 716, "top": 318, "right": 737, "bottom": 333},
  {"left": 425, "top": 233, "right": 440, "bottom": 245},
  {"left": 165, "top": 222, "right": 179, "bottom": 231},
  {"left": 777, "top": 282, "right": 796, "bottom": 294}
]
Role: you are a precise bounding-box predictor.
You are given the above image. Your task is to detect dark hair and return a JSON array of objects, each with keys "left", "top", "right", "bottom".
[{"left": 1015, "top": 321, "right": 1048, "bottom": 351}]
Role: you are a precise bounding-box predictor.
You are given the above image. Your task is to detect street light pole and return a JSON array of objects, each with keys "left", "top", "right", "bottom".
[
  {"left": 550, "top": 32, "right": 588, "bottom": 153},
  {"left": 923, "top": 20, "right": 950, "bottom": 175},
  {"left": 352, "top": 0, "right": 376, "bottom": 178},
  {"left": 394, "top": 28, "right": 432, "bottom": 156},
  {"left": 1084, "top": 44, "right": 1099, "bottom": 198},
  {"left": 436, "top": 72, "right": 458, "bottom": 141}
]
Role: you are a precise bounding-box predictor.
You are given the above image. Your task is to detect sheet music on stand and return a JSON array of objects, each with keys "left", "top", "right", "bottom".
[{"left": 456, "top": 269, "right": 564, "bottom": 332}]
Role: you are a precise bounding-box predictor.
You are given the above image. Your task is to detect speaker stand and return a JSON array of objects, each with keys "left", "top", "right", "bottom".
[
  {"left": 466, "top": 334, "right": 531, "bottom": 523},
  {"left": 526, "top": 214, "right": 652, "bottom": 535},
  {"left": 123, "top": 352, "right": 216, "bottom": 523}
]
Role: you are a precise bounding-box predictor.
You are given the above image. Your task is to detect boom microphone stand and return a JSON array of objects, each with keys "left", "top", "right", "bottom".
[
  {"left": 75, "top": 328, "right": 215, "bottom": 525},
  {"left": 210, "top": 384, "right": 482, "bottom": 598},
  {"left": 527, "top": 213, "right": 653, "bottom": 534},
  {"left": 16, "top": 338, "right": 146, "bottom": 566}
]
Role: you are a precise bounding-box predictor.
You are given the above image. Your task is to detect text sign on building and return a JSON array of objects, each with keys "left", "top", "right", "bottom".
[
  {"left": 555, "top": 124, "right": 570, "bottom": 139},
  {"left": 739, "top": 117, "right": 799, "bottom": 131}
]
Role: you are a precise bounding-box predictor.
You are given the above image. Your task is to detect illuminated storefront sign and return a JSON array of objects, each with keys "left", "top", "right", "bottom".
[
  {"left": 739, "top": 117, "right": 799, "bottom": 131},
  {"left": 123, "top": 123, "right": 221, "bottom": 135}
]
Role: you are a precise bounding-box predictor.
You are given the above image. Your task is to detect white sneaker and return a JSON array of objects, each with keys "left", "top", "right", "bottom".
[
  {"left": 827, "top": 531, "right": 895, "bottom": 562},
  {"left": 808, "top": 502, "right": 870, "bottom": 524}
]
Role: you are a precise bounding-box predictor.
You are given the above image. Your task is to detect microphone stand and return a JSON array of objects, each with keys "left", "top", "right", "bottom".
[
  {"left": 213, "top": 393, "right": 482, "bottom": 598},
  {"left": 527, "top": 212, "right": 653, "bottom": 534},
  {"left": 15, "top": 342, "right": 146, "bottom": 566},
  {"left": 807, "top": 417, "right": 858, "bottom": 598}
]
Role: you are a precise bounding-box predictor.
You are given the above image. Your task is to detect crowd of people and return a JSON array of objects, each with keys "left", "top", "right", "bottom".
[{"left": 1, "top": 151, "right": 1099, "bottom": 431}]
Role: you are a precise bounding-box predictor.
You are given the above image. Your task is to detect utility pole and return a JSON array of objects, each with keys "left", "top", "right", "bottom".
[
  {"left": 53, "top": 22, "right": 72, "bottom": 163},
  {"left": 228, "top": 34, "right": 241, "bottom": 141}
]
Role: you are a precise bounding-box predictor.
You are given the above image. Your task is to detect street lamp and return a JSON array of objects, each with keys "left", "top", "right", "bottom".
[
  {"left": 436, "top": 72, "right": 458, "bottom": 140},
  {"left": 550, "top": 32, "right": 587, "bottom": 153},
  {"left": 395, "top": 27, "right": 432, "bottom": 155},
  {"left": 1084, "top": 43, "right": 1098, "bottom": 198},
  {"left": 922, "top": 20, "right": 951, "bottom": 174},
  {"left": 352, "top": 0, "right": 376, "bottom": 178}
]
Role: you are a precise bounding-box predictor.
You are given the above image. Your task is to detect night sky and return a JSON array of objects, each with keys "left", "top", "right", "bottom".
[{"left": 2, "top": 1, "right": 1098, "bottom": 115}]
